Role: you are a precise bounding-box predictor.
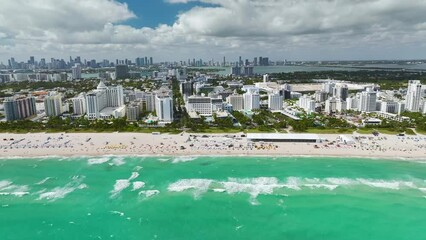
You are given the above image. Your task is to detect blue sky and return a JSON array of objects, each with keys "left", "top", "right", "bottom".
[{"left": 116, "top": 0, "right": 213, "bottom": 28}]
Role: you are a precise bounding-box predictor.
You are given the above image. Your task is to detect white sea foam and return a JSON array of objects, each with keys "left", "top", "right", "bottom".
[
  {"left": 283, "top": 177, "right": 301, "bottom": 190},
  {"left": 132, "top": 181, "right": 145, "bottom": 191},
  {"left": 357, "top": 179, "right": 401, "bottom": 190},
  {"left": 38, "top": 187, "right": 77, "bottom": 200},
  {"left": 166, "top": 176, "right": 426, "bottom": 202},
  {"left": 213, "top": 188, "right": 226, "bottom": 193},
  {"left": 37, "top": 176, "right": 86, "bottom": 201},
  {"left": 168, "top": 179, "right": 212, "bottom": 198},
  {"left": 304, "top": 184, "right": 339, "bottom": 190},
  {"left": 110, "top": 211, "right": 125, "bottom": 217},
  {"left": 172, "top": 156, "right": 198, "bottom": 164},
  {"left": 128, "top": 172, "right": 139, "bottom": 181},
  {"left": 158, "top": 158, "right": 170, "bottom": 162},
  {"left": 77, "top": 184, "right": 88, "bottom": 189},
  {"left": 36, "top": 177, "right": 52, "bottom": 185},
  {"left": 111, "top": 157, "right": 125, "bottom": 166},
  {"left": 221, "top": 177, "right": 280, "bottom": 198},
  {"left": 88, "top": 157, "right": 110, "bottom": 165},
  {"left": 139, "top": 190, "right": 160, "bottom": 198},
  {"left": 0, "top": 180, "right": 13, "bottom": 190},
  {"left": 110, "top": 180, "right": 131, "bottom": 197},
  {"left": 134, "top": 166, "right": 143, "bottom": 171},
  {"left": 0, "top": 180, "right": 30, "bottom": 198},
  {"left": 325, "top": 178, "right": 355, "bottom": 186}
]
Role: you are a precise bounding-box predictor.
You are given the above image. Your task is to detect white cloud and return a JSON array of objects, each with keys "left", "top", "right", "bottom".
[{"left": 1, "top": 0, "right": 426, "bottom": 62}]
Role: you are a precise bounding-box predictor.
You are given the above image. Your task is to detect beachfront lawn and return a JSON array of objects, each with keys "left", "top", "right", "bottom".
[
  {"left": 356, "top": 128, "right": 375, "bottom": 134},
  {"left": 187, "top": 128, "right": 242, "bottom": 134},
  {"left": 357, "top": 128, "right": 411, "bottom": 135},
  {"left": 304, "top": 128, "right": 354, "bottom": 134},
  {"left": 245, "top": 128, "right": 276, "bottom": 133},
  {"left": 415, "top": 129, "right": 426, "bottom": 135},
  {"left": 405, "top": 129, "right": 416, "bottom": 135}
]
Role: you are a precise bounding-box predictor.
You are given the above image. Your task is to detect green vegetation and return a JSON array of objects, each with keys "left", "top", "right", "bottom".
[
  {"left": 0, "top": 80, "right": 98, "bottom": 95},
  {"left": 402, "top": 112, "right": 426, "bottom": 133},
  {"left": 0, "top": 117, "right": 177, "bottom": 134},
  {"left": 304, "top": 128, "right": 354, "bottom": 134}
]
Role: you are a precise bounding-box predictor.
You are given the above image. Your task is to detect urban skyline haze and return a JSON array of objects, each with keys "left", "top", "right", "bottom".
[{"left": 1, "top": 0, "right": 426, "bottom": 62}]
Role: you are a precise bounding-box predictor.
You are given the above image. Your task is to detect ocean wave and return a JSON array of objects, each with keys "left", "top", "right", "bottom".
[
  {"left": 132, "top": 181, "right": 145, "bottom": 191},
  {"left": 158, "top": 158, "right": 170, "bottom": 162},
  {"left": 139, "top": 190, "right": 160, "bottom": 198},
  {"left": 36, "top": 177, "right": 52, "bottom": 185},
  {"left": 37, "top": 176, "right": 86, "bottom": 201},
  {"left": 88, "top": 157, "right": 111, "bottom": 165},
  {"left": 221, "top": 177, "right": 280, "bottom": 198},
  {"left": 111, "top": 157, "right": 125, "bottom": 166},
  {"left": 134, "top": 166, "right": 143, "bottom": 171},
  {"left": 128, "top": 172, "right": 139, "bottom": 181},
  {"left": 166, "top": 177, "right": 426, "bottom": 203},
  {"left": 0, "top": 180, "right": 12, "bottom": 190},
  {"left": 171, "top": 156, "right": 198, "bottom": 164},
  {"left": 110, "top": 180, "right": 130, "bottom": 197},
  {"left": 0, "top": 180, "right": 30, "bottom": 198},
  {"left": 168, "top": 179, "right": 213, "bottom": 198}
]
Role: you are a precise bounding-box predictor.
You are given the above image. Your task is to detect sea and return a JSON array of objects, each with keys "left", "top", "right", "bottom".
[
  {"left": 188, "top": 63, "right": 426, "bottom": 76},
  {"left": 1, "top": 155, "right": 426, "bottom": 240}
]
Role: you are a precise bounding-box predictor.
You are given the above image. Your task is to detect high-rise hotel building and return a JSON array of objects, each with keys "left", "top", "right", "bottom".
[
  {"left": 86, "top": 81, "right": 125, "bottom": 120},
  {"left": 4, "top": 96, "right": 37, "bottom": 121},
  {"left": 405, "top": 80, "right": 423, "bottom": 112}
]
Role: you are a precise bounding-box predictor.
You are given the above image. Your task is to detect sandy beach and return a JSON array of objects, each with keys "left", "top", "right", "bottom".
[{"left": 1, "top": 132, "right": 425, "bottom": 160}]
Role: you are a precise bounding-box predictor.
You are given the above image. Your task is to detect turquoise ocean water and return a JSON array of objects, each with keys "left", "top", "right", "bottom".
[{"left": 1, "top": 156, "right": 426, "bottom": 240}]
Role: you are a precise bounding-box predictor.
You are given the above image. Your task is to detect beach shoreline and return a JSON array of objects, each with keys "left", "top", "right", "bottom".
[{"left": 1, "top": 132, "right": 425, "bottom": 160}]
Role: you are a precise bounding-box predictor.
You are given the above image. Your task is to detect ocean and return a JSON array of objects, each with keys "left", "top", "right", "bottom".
[{"left": 1, "top": 156, "right": 426, "bottom": 240}]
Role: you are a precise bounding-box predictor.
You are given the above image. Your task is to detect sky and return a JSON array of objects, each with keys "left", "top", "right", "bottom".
[{"left": 1, "top": 0, "right": 426, "bottom": 63}]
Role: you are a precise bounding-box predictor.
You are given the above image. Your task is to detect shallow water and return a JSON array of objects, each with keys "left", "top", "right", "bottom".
[{"left": 1, "top": 156, "right": 426, "bottom": 240}]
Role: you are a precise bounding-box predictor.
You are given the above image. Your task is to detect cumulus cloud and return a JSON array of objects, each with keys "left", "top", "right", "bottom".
[{"left": 1, "top": 0, "right": 426, "bottom": 61}]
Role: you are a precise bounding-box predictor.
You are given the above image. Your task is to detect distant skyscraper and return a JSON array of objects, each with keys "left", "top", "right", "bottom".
[
  {"left": 72, "top": 63, "right": 82, "bottom": 80},
  {"left": 405, "top": 80, "right": 422, "bottom": 112},
  {"left": 243, "top": 66, "right": 254, "bottom": 76},
  {"left": 115, "top": 65, "right": 129, "bottom": 79},
  {"left": 262, "top": 57, "right": 269, "bottom": 66},
  {"left": 150, "top": 57, "right": 153, "bottom": 65},
  {"left": 231, "top": 66, "right": 241, "bottom": 76}
]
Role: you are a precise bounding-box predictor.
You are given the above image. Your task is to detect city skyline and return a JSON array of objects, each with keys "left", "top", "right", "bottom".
[{"left": 1, "top": 0, "right": 426, "bottom": 63}]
